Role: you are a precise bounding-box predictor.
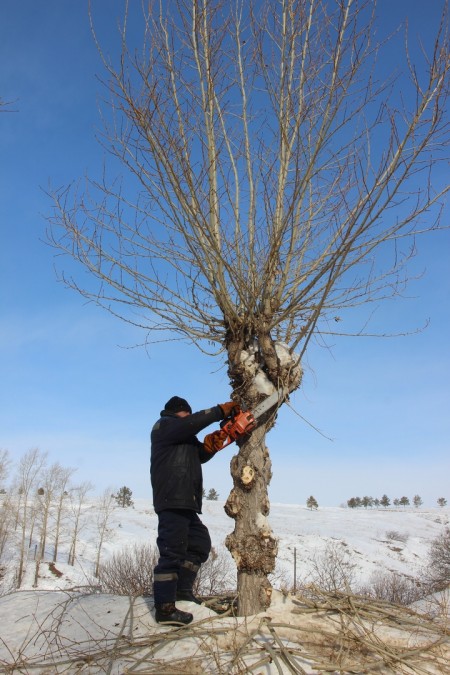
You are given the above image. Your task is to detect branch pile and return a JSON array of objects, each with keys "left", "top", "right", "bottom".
[{"left": 0, "top": 588, "right": 448, "bottom": 673}]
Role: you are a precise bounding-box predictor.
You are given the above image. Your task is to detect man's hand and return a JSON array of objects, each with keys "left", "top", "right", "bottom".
[
  {"left": 218, "top": 401, "right": 240, "bottom": 418},
  {"left": 203, "top": 429, "right": 229, "bottom": 454}
]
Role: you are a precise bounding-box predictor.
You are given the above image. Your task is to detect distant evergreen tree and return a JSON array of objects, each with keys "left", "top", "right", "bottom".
[
  {"left": 362, "top": 496, "right": 373, "bottom": 508},
  {"left": 347, "top": 497, "right": 358, "bottom": 509},
  {"left": 114, "top": 486, "right": 134, "bottom": 508},
  {"left": 306, "top": 495, "right": 318, "bottom": 510},
  {"left": 413, "top": 495, "right": 423, "bottom": 508},
  {"left": 399, "top": 496, "right": 410, "bottom": 507},
  {"left": 437, "top": 497, "right": 447, "bottom": 508},
  {"left": 393, "top": 498, "right": 400, "bottom": 507},
  {"left": 373, "top": 498, "right": 380, "bottom": 508},
  {"left": 380, "top": 494, "right": 390, "bottom": 508},
  {"left": 206, "top": 488, "right": 219, "bottom": 501}
]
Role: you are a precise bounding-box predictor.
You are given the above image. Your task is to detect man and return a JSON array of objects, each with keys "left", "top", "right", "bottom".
[{"left": 150, "top": 395, "right": 239, "bottom": 625}]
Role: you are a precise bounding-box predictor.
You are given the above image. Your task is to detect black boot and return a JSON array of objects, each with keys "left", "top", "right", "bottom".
[
  {"left": 177, "top": 562, "right": 201, "bottom": 605},
  {"left": 176, "top": 589, "right": 202, "bottom": 604},
  {"left": 154, "top": 602, "right": 193, "bottom": 625}
]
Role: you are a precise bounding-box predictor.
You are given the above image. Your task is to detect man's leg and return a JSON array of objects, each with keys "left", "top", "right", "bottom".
[
  {"left": 153, "top": 509, "right": 193, "bottom": 624},
  {"left": 177, "top": 513, "right": 211, "bottom": 603}
]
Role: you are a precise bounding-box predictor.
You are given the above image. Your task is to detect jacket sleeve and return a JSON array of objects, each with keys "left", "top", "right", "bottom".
[
  {"left": 158, "top": 406, "right": 223, "bottom": 445},
  {"left": 194, "top": 438, "right": 215, "bottom": 464}
]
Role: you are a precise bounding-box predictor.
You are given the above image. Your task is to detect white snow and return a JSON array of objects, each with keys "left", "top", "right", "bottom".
[
  {"left": 274, "top": 342, "right": 300, "bottom": 367},
  {"left": 0, "top": 499, "right": 448, "bottom": 673},
  {"left": 239, "top": 340, "right": 301, "bottom": 395},
  {"left": 253, "top": 370, "right": 276, "bottom": 394}
]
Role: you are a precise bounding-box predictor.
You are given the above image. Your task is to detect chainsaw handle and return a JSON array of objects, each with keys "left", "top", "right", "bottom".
[
  {"left": 220, "top": 409, "right": 256, "bottom": 446},
  {"left": 220, "top": 406, "right": 237, "bottom": 429}
]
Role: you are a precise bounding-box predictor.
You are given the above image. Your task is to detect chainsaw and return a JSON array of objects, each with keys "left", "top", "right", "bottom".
[{"left": 219, "top": 389, "right": 285, "bottom": 448}]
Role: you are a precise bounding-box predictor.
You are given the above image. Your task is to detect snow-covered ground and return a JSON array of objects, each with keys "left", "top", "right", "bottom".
[{"left": 1, "top": 500, "right": 449, "bottom": 673}]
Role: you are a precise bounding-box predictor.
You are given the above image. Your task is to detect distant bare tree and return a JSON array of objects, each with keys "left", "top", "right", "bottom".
[
  {"left": 0, "top": 497, "right": 12, "bottom": 562},
  {"left": 93, "top": 489, "right": 116, "bottom": 578},
  {"left": 14, "top": 449, "right": 47, "bottom": 587},
  {"left": 0, "top": 450, "right": 11, "bottom": 560},
  {"left": 68, "top": 481, "right": 94, "bottom": 566},
  {"left": 48, "top": 1, "right": 449, "bottom": 614},
  {"left": 26, "top": 497, "right": 39, "bottom": 551},
  {"left": 52, "top": 465, "right": 76, "bottom": 563},
  {"left": 32, "top": 463, "right": 74, "bottom": 586},
  {"left": 35, "top": 464, "right": 63, "bottom": 561},
  {"left": 0, "top": 449, "right": 10, "bottom": 488}
]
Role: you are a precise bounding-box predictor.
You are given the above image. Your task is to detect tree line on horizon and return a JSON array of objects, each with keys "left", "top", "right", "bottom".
[{"left": 347, "top": 495, "right": 447, "bottom": 509}]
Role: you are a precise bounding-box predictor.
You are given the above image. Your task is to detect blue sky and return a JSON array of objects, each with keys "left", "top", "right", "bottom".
[{"left": 1, "top": 1, "right": 449, "bottom": 507}]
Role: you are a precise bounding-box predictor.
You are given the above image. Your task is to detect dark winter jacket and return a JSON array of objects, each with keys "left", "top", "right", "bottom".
[{"left": 150, "top": 405, "right": 224, "bottom": 513}]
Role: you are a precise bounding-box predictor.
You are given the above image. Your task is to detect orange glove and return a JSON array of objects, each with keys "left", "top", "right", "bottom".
[
  {"left": 218, "top": 401, "right": 240, "bottom": 418},
  {"left": 203, "top": 429, "right": 229, "bottom": 454}
]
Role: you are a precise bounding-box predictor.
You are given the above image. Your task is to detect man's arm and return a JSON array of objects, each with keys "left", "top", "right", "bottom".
[{"left": 157, "top": 406, "right": 224, "bottom": 444}]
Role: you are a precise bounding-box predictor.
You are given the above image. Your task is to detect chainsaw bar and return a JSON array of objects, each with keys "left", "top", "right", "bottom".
[
  {"left": 251, "top": 389, "right": 285, "bottom": 421},
  {"left": 218, "top": 389, "right": 286, "bottom": 449}
]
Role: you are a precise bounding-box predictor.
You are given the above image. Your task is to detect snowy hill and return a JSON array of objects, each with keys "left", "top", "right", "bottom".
[{"left": 9, "top": 499, "right": 450, "bottom": 593}]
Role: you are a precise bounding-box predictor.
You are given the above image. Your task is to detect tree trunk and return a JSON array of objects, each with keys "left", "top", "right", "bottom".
[
  {"left": 224, "top": 332, "right": 300, "bottom": 616},
  {"left": 225, "top": 424, "right": 277, "bottom": 616}
]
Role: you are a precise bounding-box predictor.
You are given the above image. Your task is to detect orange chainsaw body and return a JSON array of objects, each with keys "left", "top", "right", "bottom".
[{"left": 220, "top": 410, "right": 256, "bottom": 446}]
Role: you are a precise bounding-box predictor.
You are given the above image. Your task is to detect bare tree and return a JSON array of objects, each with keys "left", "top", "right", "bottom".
[
  {"left": 67, "top": 481, "right": 94, "bottom": 566},
  {"left": 30, "top": 463, "right": 74, "bottom": 586},
  {"left": 14, "top": 449, "right": 47, "bottom": 587},
  {"left": 48, "top": 1, "right": 449, "bottom": 614},
  {"left": 52, "top": 465, "right": 76, "bottom": 563},
  {"left": 0, "top": 449, "right": 10, "bottom": 488},
  {"left": 0, "top": 450, "right": 11, "bottom": 559},
  {"left": 35, "top": 464, "right": 62, "bottom": 561},
  {"left": 0, "top": 494, "right": 13, "bottom": 563},
  {"left": 93, "top": 489, "right": 116, "bottom": 578}
]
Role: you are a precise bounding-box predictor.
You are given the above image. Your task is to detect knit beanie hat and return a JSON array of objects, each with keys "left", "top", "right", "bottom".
[{"left": 164, "top": 396, "right": 192, "bottom": 414}]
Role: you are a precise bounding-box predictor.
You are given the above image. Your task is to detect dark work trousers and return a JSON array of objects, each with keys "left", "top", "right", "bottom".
[{"left": 153, "top": 508, "right": 211, "bottom": 605}]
